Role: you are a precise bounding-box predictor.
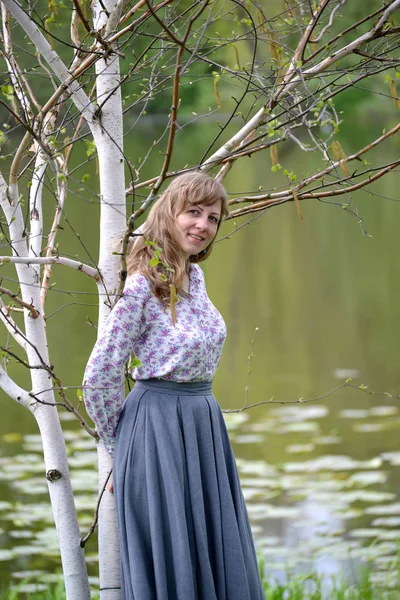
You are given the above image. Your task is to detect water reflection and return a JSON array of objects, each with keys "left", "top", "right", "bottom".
[
  {"left": 1, "top": 396, "right": 399, "bottom": 590},
  {"left": 0, "top": 122, "right": 399, "bottom": 591}
]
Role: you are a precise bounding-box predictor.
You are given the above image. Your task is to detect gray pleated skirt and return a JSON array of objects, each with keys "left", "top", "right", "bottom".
[{"left": 113, "top": 378, "right": 265, "bottom": 600}]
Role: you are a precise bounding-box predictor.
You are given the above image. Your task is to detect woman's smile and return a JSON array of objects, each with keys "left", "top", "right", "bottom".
[
  {"left": 174, "top": 200, "right": 221, "bottom": 258},
  {"left": 188, "top": 232, "right": 205, "bottom": 242}
]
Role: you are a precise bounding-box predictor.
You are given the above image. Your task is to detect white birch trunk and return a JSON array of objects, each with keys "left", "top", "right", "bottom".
[
  {"left": 91, "top": 1, "right": 126, "bottom": 597},
  {"left": 0, "top": 173, "right": 91, "bottom": 599},
  {"left": 1, "top": 1, "right": 125, "bottom": 593}
]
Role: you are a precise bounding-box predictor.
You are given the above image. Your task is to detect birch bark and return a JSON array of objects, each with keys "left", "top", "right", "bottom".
[
  {"left": 1, "top": 0, "right": 125, "bottom": 593},
  {"left": 90, "top": 1, "right": 126, "bottom": 597},
  {"left": 0, "top": 168, "right": 91, "bottom": 599}
]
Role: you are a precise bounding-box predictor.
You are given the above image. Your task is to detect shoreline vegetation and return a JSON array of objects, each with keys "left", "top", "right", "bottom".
[{"left": 2, "top": 558, "right": 399, "bottom": 600}]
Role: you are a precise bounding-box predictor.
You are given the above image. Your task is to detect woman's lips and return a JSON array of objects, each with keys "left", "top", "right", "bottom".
[{"left": 188, "top": 233, "right": 205, "bottom": 242}]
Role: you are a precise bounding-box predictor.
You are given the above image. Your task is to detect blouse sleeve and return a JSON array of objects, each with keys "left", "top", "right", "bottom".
[{"left": 83, "top": 275, "right": 149, "bottom": 457}]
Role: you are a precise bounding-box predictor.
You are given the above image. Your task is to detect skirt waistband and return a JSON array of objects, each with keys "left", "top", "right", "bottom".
[{"left": 134, "top": 378, "right": 213, "bottom": 396}]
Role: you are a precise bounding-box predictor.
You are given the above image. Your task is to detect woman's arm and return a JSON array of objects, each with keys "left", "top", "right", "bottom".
[{"left": 83, "top": 275, "right": 149, "bottom": 457}]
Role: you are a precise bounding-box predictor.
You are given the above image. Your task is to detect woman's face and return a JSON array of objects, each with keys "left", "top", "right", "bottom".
[{"left": 174, "top": 200, "right": 222, "bottom": 259}]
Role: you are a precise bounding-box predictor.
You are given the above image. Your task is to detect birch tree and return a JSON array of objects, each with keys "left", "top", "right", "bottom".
[{"left": 0, "top": 0, "right": 399, "bottom": 598}]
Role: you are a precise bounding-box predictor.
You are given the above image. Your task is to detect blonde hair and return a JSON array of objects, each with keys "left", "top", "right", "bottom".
[{"left": 127, "top": 172, "right": 229, "bottom": 305}]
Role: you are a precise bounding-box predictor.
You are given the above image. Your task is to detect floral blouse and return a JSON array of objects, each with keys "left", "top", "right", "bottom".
[{"left": 83, "top": 264, "right": 226, "bottom": 456}]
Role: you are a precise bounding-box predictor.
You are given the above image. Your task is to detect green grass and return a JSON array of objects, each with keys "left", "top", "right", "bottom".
[
  {"left": 257, "top": 553, "right": 400, "bottom": 600},
  {"left": 0, "top": 579, "right": 98, "bottom": 600},
  {"left": 1, "top": 558, "right": 399, "bottom": 600},
  {"left": 0, "top": 579, "right": 66, "bottom": 600}
]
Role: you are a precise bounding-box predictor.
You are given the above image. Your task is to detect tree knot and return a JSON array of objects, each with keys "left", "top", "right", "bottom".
[{"left": 46, "top": 469, "right": 63, "bottom": 482}]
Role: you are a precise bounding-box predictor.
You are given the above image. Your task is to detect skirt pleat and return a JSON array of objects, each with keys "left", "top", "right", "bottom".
[{"left": 114, "top": 379, "right": 265, "bottom": 600}]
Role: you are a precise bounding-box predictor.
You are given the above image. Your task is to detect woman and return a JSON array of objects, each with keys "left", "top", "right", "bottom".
[{"left": 83, "top": 172, "right": 265, "bottom": 600}]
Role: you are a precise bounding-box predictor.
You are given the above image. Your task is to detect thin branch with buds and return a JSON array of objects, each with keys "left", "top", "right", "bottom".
[
  {"left": 0, "top": 343, "right": 98, "bottom": 439},
  {"left": 223, "top": 380, "right": 400, "bottom": 413},
  {"left": 80, "top": 469, "right": 112, "bottom": 547},
  {"left": 0, "top": 285, "right": 40, "bottom": 318},
  {"left": 228, "top": 160, "right": 400, "bottom": 219},
  {"left": 0, "top": 256, "right": 100, "bottom": 280}
]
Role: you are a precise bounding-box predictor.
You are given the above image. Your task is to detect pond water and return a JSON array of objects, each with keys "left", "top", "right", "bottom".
[
  {"left": 1, "top": 399, "right": 400, "bottom": 592},
  {"left": 0, "top": 116, "right": 399, "bottom": 593}
]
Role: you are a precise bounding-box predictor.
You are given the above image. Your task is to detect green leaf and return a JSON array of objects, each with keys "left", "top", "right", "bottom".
[
  {"left": 130, "top": 355, "right": 141, "bottom": 368},
  {"left": 84, "top": 140, "right": 97, "bottom": 158},
  {"left": 1, "top": 85, "right": 14, "bottom": 102}
]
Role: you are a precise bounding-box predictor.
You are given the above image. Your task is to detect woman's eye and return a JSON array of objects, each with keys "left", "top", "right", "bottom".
[
  {"left": 189, "top": 209, "right": 198, "bottom": 215},
  {"left": 209, "top": 216, "right": 219, "bottom": 224}
]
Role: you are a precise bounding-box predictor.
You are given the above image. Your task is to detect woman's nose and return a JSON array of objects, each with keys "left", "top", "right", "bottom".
[{"left": 196, "top": 216, "right": 209, "bottom": 231}]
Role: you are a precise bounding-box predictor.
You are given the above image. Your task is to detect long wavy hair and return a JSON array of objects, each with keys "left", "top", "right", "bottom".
[{"left": 127, "top": 172, "right": 229, "bottom": 305}]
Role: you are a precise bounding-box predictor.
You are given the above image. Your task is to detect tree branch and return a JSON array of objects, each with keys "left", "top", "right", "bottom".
[
  {"left": 1, "top": 344, "right": 99, "bottom": 439},
  {"left": 0, "top": 256, "right": 100, "bottom": 279},
  {"left": 2, "top": 0, "right": 95, "bottom": 121},
  {"left": 0, "top": 363, "right": 32, "bottom": 409},
  {"left": 303, "top": 2, "right": 389, "bottom": 65},
  {"left": 202, "top": 0, "right": 400, "bottom": 172},
  {"left": 229, "top": 123, "right": 400, "bottom": 206},
  {"left": 80, "top": 468, "right": 112, "bottom": 547},
  {"left": 223, "top": 380, "right": 400, "bottom": 412},
  {"left": 288, "top": 0, "right": 331, "bottom": 77},
  {"left": 0, "top": 297, "right": 27, "bottom": 350},
  {"left": 0, "top": 286, "right": 40, "bottom": 318},
  {"left": 0, "top": 171, "right": 28, "bottom": 261},
  {"left": 228, "top": 161, "right": 400, "bottom": 218},
  {"left": 1, "top": 4, "right": 35, "bottom": 121}
]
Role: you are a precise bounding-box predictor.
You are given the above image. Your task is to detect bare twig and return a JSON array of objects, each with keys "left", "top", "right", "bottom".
[
  {"left": 0, "top": 298, "right": 27, "bottom": 350},
  {"left": 223, "top": 380, "right": 400, "bottom": 413},
  {"left": 202, "top": 1, "right": 400, "bottom": 173},
  {"left": 0, "top": 341, "right": 99, "bottom": 439},
  {"left": 311, "top": 0, "right": 347, "bottom": 46},
  {"left": 0, "top": 285, "right": 40, "bottom": 318},
  {"left": 1, "top": 4, "right": 35, "bottom": 121},
  {"left": 71, "top": 0, "right": 124, "bottom": 57},
  {"left": 0, "top": 256, "right": 100, "bottom": 280},
  {"left": 228, "top": 124, "right": 400, "bottom": 206},
  {"left": 228, "top": 160, "right": 400, "bottom": 218},
  {"left": 80, "top": 468, "right": 112, "bottom": 547},
  {"left": 244, "top": 327, "right": 259, "bottom": 411},
  {"left": 40, "top": 116, "right": 86, "bottom": 308},
  {"left": 303, "top": 3, "right": 391, "bottom": 65}
]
